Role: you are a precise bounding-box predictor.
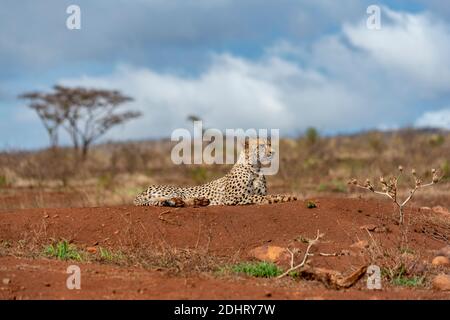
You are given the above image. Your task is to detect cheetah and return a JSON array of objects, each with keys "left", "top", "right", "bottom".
[{"left": 133, "top": 138, "right": 297, "bottom": 207}]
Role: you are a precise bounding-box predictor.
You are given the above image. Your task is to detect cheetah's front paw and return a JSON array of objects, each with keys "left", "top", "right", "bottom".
[{"left": 192, "top": 197, "right": 210, "bottom": 207}]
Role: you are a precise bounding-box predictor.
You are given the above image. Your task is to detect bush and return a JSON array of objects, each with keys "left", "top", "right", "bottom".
[
  {"left": 190, "top": 167, "right": 209, "bottom": 184},
  {"left": 97, "top": 173, "right": 115, "bottom": 190},
  {"left": 0, "top": 175, "right": 7, "bottom": 188},
  {"left": 305, "top": 127, "right": 319, "bottom": 146},
  {"left": 317, "top": 180, "right": 347, "bottom": 193},
  {"left": 428, "top": 134, "right": 445, "bottom": 147},
  {"left": 442, "top": 160, "right": 450, "bottom": 181}
]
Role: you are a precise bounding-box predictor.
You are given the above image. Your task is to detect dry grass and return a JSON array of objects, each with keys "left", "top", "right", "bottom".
[
  {"left": 0, "top": 129, "right": 449, "bottom": 210},
  {"left": 363, "top": 210, "right": 449, "bottom": 289},
  {"left": 0, "top": 230, "right": 227, "bottom": 276}
]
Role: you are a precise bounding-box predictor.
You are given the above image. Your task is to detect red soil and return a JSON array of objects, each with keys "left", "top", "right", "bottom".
[{"left": 0, "top": 198, "right": 449, "bottom": 300}]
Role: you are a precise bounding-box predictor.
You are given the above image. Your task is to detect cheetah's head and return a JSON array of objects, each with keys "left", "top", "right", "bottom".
[{"left": 241, "top": 137, "right": 274, "bottom": 167}]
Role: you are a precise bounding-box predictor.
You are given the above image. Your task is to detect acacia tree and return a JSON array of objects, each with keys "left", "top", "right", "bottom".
[
  {"left": 19, "top": 91, "right": 65, "bottom": 149},
  {"left": 20, "top": 85, "right": 141, "bottom": 160}
]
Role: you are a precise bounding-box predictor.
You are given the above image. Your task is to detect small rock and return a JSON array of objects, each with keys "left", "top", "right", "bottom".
[
  {"left": 52, "top": 214, "right": 59, "bottom": 218},
  {"left": 360, "top": 224, "right": 377, "bottom": 231},
  {"left": 350, "top": 240, "right": 369, "bottom": 249},
  {"left": 432, "top": 256, "right": 450, "bottom": 266},
  {"left": 420, "top": 206, "right": 431, "bottom": 211},
  {"left": 113, "top": 230, "right": 119, "bottom": 235},
  {"left": 43, "top": 214, "right": 49, "bottom": 219},
  {"left": 432, "top": 274, "right": 450, "bottom": 291},
  {"left": 436, "top": 246, "right": 450, "bottom": 259},
  {"left": 2, "top": 278, "right": 10, "bottom": 285},
  {"left": 248, "top": 245, "right": 290, "bottom": 265},
  {"left": 86, "top": 246, "right": 97, "bottom": 254}
]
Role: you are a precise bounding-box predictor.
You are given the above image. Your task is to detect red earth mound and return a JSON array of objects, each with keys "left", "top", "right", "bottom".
[{"left": 0, "top": 198, "right": 449, "bottom": 299}]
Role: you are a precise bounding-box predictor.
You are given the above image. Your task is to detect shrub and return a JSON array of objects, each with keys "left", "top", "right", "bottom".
[
  {"left": 305, "top": 127, "right": 319, "bottom": 146},
  {"left": 349, "top": 166, "right": 441, "bottom": 224},
  {"left": 442, "top": 160, "right": 450, "bottom": 181},
  {"left": 428, "top": 134, "right": 445, "bottom": 147},
  {"left": 317, "top": 180, "right": 346, "bottom": 193},
  {"left": 190, "top": 167, "right": 209, "bottom": 184},
  {"left": 0, "top": 175, "right": 7, "bottom": 188}
]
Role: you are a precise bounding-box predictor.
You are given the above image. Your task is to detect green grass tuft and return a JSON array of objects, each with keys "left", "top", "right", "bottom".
[
  {"left": 230, "top": 262, "right": 282, "bottom": 278},
  {"left": 306, "top": 200, "right": 317, "bottom": 209},
  {"left": 98, "top": 247, "right": 124, "bottom": 263},
  {"left": 382, "top": 264, "right": 425, "bottom": 288},
  {"left": 44, "top": 240, "right": 82, "bottom": 261},
  {"left": 391, "top": 275, "right": 425, "bottom": 288}
]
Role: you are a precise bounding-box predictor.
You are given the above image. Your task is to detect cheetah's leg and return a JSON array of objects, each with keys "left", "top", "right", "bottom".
[
  {"left": 134, "top": 195, "right": 210, "bottom": 207},
  {"left": 162, "top": 197, "right": 210, "bottom": 207},
  {"left": 134, "top": 196, "right": 182, "bottom": 207},
  {"left": 182, "top": 197, "right": 210, "bottom": 207},
  {"left": 242, "top": 194, "right": 297, "bottom": 205}
]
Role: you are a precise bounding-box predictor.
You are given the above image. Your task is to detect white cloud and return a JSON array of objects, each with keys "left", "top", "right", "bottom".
[
  {"left": 415, "top": 108, "right": 450, "bottom": 129},
  {"left": 343, "top": 7, "right": 450, "bottom": 95},
  {"left": 59, "top": 53, "right": 374, "bottom": 140},
  {"left": 56, "top": 7, "right": 450, "bottom": 141}
]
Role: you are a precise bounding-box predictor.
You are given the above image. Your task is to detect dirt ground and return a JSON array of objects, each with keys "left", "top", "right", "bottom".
[{"left": 0, "top": 198, "right": 449, "bottom": 300}]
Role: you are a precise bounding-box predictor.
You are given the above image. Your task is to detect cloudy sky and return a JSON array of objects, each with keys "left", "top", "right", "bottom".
[{"left": 1, "top": 0, "right": 450, "bottom": 149}]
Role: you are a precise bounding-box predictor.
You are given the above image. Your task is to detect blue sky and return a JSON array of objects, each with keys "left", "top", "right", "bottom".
[{"left": 1, "top": 0, "right": 450, "bottom": 149}]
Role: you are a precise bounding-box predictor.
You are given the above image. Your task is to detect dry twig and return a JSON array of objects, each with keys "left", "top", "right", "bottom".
[{"left": 277, "top": 230, "right": 323, "bottom": 279}]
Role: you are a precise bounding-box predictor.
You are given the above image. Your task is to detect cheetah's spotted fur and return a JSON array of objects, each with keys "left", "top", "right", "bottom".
[{"left": 134, "top": 138, "right": 297, "bottom": 207}]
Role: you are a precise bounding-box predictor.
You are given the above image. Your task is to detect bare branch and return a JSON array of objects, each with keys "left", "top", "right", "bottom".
[
  {"left": 349, "top": 167, "right": 441, "bottom": 224},
  {"left": 277, "top": 230, "right": 323, "bottom": 279}
]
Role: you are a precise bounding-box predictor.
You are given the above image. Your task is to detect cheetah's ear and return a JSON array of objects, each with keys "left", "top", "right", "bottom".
[{"left": 244, "top": 138, "right": 249, "bottom": 149}]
